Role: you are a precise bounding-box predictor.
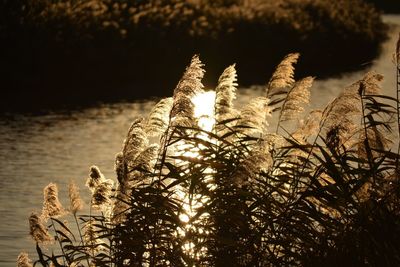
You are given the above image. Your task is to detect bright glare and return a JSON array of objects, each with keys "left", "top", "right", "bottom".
[
  {"left": 173, "top": 90, "right": 217, "bottom": 260},
  {"left": 192, "top": 91, "right": 216, "bottom": 132}
]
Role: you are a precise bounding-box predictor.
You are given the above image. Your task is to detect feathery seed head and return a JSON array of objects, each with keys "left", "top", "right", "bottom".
[
  {"left": 123, "top": 118, "right": 148, "bottom": 159},
  {"left": 326, "top": 118, "right": 359, "bottom": 151},
  {"left": 131, "top": 144, "right": 159, "bottom": 174},
  {"left": 232, "top": 140, "right": 273, "bottom": 186},
  {"left": 42, "top": 183, "right": 65, "bottom": 219},
  {"left": 29, "top": 212, "right": 52, "bottom": 244},
  {"left": 92, "top": 179, "right": 113, "bottom": 210},
  {"left": 170, "top": 55, "right": 205, "bottom": 127},
  {"left": 145, "top": 97, "right": 173, "bottom": 137},
  {"left": 86, "top": 166, "right": 114, "bottom": 211},
  {"left": 267, "top": 53, "right": 300, "bottom": 97},
  {"left": 280, "top": 76, "right": 314, "bottom": 122},
  {"left": 238, "top": 97, "right": 271, "bottom": 134},
  {"left": 170, "top": 95, "right": 196, "bottom": 127},
  {"left": 358, "top": 126, "right": 392, "bottom": 158},
  {"left": 17, "top": 252, "right": 33, "bottom": 267},
  {"left": 215, "top": 64, "right": 238, "bottom": 122},
  {"left": 322, "top": 92, "right": 361, "bottom": 128},
  {"left": 86, "top": 165, "right": 105, "bottom": 192},
  {"left": 360, "top": 71, "right": 383, "bottom": 95},
  {"left": 69, "top": 181, "right": 83, "bottom": 215},
  {"left": 292, "top": 109, "right": 323, "bottom": 142}
]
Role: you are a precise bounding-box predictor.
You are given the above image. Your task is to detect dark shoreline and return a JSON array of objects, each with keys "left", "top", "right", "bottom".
[{"left": 0, "top": 0, "right": 388, "bottom": 113}]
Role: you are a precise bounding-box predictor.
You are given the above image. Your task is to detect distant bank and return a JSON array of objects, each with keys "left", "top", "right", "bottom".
[{"left": 0, "top": 0, "right": 388, "bottom": 112}]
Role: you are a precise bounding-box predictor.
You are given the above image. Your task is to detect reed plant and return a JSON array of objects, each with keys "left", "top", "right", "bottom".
[{"left": 20, "top": 35, "right": 400, "bottom": 266}]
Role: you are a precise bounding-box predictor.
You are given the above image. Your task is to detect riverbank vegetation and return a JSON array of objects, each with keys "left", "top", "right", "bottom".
[
  {"left": 1, "top": 0, "right": 388, "bottom": 111},
  {"left": 18, "top": 36, "right": 400, "bottom": 266}
]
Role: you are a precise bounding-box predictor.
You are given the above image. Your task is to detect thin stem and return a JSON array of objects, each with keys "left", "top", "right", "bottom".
[
  {"left": 89, "top": 200, "right": 95, "bottom": 263},
  {"left": 50, "top": 217, "right": 68, "bottom": 266},
  {"left": 73, "top": 213, "right": 91, "bottom": 267}
]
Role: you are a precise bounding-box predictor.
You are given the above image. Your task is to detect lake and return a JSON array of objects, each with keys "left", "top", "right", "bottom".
[{"left": 1, "top": 14, "right": 399, "bottom": 266}]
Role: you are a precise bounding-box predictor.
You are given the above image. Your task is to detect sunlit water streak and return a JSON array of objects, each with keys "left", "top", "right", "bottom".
[{"left": 0, "top": 15, "right": 398, "bottom": 266}]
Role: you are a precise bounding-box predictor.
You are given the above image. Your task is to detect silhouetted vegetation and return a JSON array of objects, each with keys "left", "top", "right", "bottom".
[
  {"left": 18, "top": 36, "right": 400, "bottom": 266},
  {"left": 0, "top": 0, "right": 388, "bottom": 111}
]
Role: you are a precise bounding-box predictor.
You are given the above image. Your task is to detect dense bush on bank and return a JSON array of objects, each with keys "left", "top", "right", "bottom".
[{"left": 0, "top": 0, "right": 387, "bottom": 111}]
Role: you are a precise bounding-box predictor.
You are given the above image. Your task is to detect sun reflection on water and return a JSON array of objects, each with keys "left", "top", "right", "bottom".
[{"left": 174, "top": 90, "right": 216, "bottom": 261}]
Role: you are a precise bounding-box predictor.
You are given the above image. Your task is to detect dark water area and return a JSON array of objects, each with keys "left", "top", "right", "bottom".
[
  {"left": 0, "top": 14, "right": 398, "bottom": 267},
  {"left": 0, "top": 38, "right": 382, "bottom": 113}
]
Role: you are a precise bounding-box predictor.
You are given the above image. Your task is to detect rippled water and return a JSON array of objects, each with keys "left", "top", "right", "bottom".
[{"left": 1, "top": 15, "right": 399, "bottom": 266}]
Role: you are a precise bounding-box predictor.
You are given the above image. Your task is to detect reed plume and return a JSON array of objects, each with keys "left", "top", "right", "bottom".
[
  {"left": 238, "top": 97, "right": 271, "bottom": 134},
  {"left": 145, "top": 97, "right": 174, "bottom": 137},
  {"left": 42, "top": 183, "right": 65, "bottom": 219},
  {"left": 17, "top": 252, "right": 33, "bottom": 267},
  {"left": 117, "top": 118, "right": 149, "bottom": 188},
  {"left": 170, "top": 55, "right": 205, "bottom": 127},
  {"left": 321, "top": 88, "right": 361, "bottom": 149},
  {"left": 69, "top": 180, "right": 84, "bottom": 215},
  {"left": 86, "top": 166, "right": 114, "bottom": 210},
  {"left": 266, "top": 53, "right": 299, "bottom": 97},
  {"left": 29, "top": 212, "right": 52, "bottom": 244},
  {"left": 232, "top": 140, "right": 273, "bottom": 186},
  {"left": 279, "top": 76, "right": 313, "bottom": 123},
  {"left": 360, "top": 71, "right": 383, "bottom": 95},
  {"left": 86, "top": 165, "right": 106, "bottom": 192},
  {"left": 92, "top": 180, "right": 113, "bottom": 211},
  {"left": 130, "top": 144, "right": 159, "bottom": 174},
  {"left": 122, "top": 118, "right": 149, "bottom": 168},
  {"left": 215, "top": 64, "right": 238, "bottom": 122},
  {"left": 358, "top": 124, "right": 392, "bottom": 158},
  {"left": 292, "top": 109, "right": 323, "bottom": 142}
]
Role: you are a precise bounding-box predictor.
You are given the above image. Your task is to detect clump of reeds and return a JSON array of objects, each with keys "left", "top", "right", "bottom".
[
  {"left": 20, "top": 35, "right": 400, "bottom": 266},
  {"left": 42, "top": 183, "right": 65, "bottom": 219},
  {"left": 16, "top": 252, "right": 33, "bottom": 267}
]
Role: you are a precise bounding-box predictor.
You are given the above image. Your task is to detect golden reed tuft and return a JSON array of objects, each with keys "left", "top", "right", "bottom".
[
  {"left": 17, "top": 252, "right": 33, "bottom": 267},
  {"left": 86, "top": 165, "right": 114, "bottom": 210},
  {"left": 42, "top": 183, "right": 65, "bottom": 219},
  {"left": 215, "top": 64, "right": 238, "bottom": 122},
  {"left": 69, "top": 180, "right": 84, "bottom": 214},
  {"left": 29, "top": 212, "right": 52, "bottom": 244},
  {"left": 266, "top": 53, "right": 299, "bottom": 97},
  {"left": 170, "top": 55, "right": 205, "bottom": 127}
]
